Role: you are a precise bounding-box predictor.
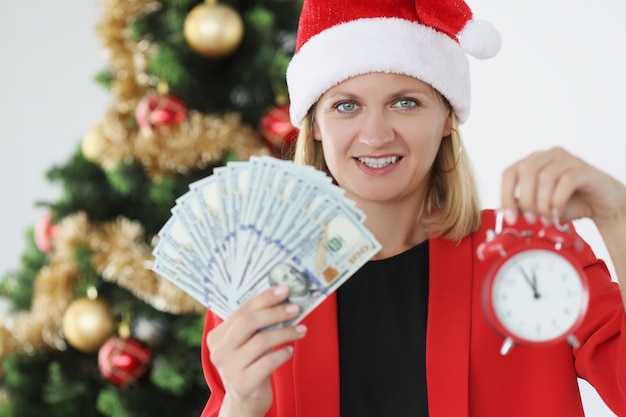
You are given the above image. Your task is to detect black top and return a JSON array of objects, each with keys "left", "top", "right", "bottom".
[{"left": 337, "top": 240, "right": 429, "bottom": 417}]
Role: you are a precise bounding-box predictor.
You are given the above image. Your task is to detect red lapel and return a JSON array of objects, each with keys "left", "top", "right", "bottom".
[
  {"left": 426, "top": 233, "right": 475, "bottom": 416},
  {"left": 291, "top": 294, "right": 341, "bottom": 417}
]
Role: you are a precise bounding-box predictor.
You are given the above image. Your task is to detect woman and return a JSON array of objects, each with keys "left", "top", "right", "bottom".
[{"left": 201, "top": 0, "right": 626, "bottom": 416}]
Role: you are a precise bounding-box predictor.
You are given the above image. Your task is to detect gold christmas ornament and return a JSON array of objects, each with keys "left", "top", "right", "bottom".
[
  {"left": 184, "top": 0, "right": 245, "bottom": 58},
  {"left": 81, "top": 123, "right": 106, "bottom": 162},
  {"left": 62, "top": 296, "right": 116, "bottom": 353}
]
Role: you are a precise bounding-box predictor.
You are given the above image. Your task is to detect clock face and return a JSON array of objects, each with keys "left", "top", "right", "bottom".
[{"left": 489, "top": 249, "right": 587, "bottom": 343}]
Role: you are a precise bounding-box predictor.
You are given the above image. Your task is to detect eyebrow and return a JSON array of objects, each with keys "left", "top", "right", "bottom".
[{"left": 323, "top": 88, "right": 434, "bottom": 103}]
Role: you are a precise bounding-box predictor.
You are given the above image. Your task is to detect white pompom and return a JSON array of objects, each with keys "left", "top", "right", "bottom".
[{"left": 459, "top": 19, "right": 502, "bottom": 60}]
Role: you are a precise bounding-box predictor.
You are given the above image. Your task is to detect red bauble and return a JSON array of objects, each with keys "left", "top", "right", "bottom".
[
  {"left": 35, "top": 211, "right": 59, "bottom": 253},
  {"left": 98, "top": 337, "right": 152, "bottom": 388},
  {"left": 260, "top": 104, "right": 299, "bottom": 151},
  {"left": 135, "top": 93, "right": 187, "bottom": 133}
]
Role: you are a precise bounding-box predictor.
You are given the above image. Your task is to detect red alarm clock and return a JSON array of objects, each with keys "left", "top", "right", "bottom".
[{"left": 477, "top": 212, "right": 589, "bottom": 355}]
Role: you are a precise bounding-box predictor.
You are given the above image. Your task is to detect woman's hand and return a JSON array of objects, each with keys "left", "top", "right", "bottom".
[
  {"left": 500, "top": 146, "right": 626, "bottom": 310},
  {"left": 500, "top": 146, "right": 626, "bottom": 228},
  {"left": 207, "top": 285, "right": 308, "bottom": 417}
]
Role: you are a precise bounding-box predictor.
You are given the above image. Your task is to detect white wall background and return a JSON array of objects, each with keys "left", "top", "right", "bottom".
[
  {"left": 0, "top": 1, "right": 109, "bottom": 311},
  {"left": 0, "top": 4, "right": 109, "bottom": 284},
  {"left": 0, "top": 0, "right": 623, "bottom": 415}
]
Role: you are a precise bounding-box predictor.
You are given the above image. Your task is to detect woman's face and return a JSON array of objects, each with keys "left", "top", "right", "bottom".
[{"left": 313, "top": 72, "right": 451, "bottom": 206}]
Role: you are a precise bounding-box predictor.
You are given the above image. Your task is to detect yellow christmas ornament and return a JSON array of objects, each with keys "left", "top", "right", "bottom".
[
  {"left": 184, "top": 0, "right": 244, "bottom": 58},
  {"left": 81, "top": 123, "right": 106, "bottom": 162},
  {"left": 62, "top": 290, "right": 116, "bottom": 353}
]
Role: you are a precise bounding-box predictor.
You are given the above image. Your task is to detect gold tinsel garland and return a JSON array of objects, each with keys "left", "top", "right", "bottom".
[
  {"left": 97, "top": 0, "right": 161, "bottom": 113},
  {"left": 88, "top": 110, "right": 269, "bottom": 178},
  {"left": 0, "top": 213, "right": 205, "bottom": 363},
  {"left": 0, "top": 261, "right": 80, "bottom": 361},
  {"left": 89, "top": 215, "right": 204, "bottom": 314}
]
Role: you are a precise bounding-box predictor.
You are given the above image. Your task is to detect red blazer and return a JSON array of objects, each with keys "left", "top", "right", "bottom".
[{"left": 201, "top": 210, "right": 626, "bottom": 416}]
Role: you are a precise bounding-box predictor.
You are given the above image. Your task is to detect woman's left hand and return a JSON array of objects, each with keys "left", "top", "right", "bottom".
[{"left": 500, "top": 146, "right": 626, "bottom": 228}]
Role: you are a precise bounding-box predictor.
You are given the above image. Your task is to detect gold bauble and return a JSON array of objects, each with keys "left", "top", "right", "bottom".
[
  {"left": 62, "top": 297, "right": 116, "bottom": 353},
  {"left": 184, "top": 0, "right": 244, "bottom": 58},
  {"left": 81, "top": 124, "right": 105, "bottom": 162}
]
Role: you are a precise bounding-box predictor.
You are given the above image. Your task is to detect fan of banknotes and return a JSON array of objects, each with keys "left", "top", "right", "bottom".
[{"left": 151, "top": 156, "right": 381, "bottom": 325}]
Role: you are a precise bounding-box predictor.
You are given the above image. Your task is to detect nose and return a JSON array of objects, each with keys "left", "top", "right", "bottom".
[{"left": 358, "top": 109, "right": 394, "bottom": 147}]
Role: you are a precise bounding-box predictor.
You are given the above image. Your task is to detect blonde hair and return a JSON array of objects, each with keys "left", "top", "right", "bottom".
[{"left": 291, "top": 109, "right": 482, "bottom": 242}]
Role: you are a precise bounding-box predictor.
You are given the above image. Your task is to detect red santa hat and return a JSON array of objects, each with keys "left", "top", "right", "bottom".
[{"left": 286, "top": 0, "right": 501, "bottom": 127}]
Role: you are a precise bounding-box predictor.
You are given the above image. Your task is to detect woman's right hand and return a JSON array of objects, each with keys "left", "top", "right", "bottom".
[{"left": 207, "top": 285, "right": 308, "bottom": 417}]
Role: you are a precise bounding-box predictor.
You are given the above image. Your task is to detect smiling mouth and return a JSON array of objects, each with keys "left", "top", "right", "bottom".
[{"left": 356, "top": 156, "right": 401, "bottom": 168}]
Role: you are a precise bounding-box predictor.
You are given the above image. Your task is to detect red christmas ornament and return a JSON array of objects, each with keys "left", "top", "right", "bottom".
[
  {"left": 260, "top": 103, "right": 299, "bottom": 151},
  {"left": 98, "top": 337, "right": 152, "bottom": 388},
  {"left": 35, "top": 211, "right": 59, "bottom": 253},
  {"left": 135, "top": 92, "right": 187, "bottom": 133}
]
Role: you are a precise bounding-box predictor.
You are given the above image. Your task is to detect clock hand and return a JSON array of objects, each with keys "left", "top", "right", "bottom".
[
  {"left": 531, "top": 270, "right": 540, "bottom": 299},
  {"left": 519, "top": 267, "right": 541, "bottom": 299}
]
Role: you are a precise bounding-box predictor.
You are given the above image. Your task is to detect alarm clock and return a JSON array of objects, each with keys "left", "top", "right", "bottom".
[{"left": 477, "top": 212, "right": 590, "bottom": 355}]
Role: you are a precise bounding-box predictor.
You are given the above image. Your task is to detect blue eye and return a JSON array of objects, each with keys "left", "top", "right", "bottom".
[
  {"left": 336, "top": 101, "right": 358, "bottom": 113},
  {"left": 393, "top": 98, "right": 418, "bottom": 109}
]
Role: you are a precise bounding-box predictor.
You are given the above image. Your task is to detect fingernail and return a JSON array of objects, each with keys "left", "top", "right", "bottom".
[
  {"left": 285, "top": 304, "right": 300, "bottom": 315},
  {"left": 295, "top": 324, "right": 308, "bottom": 334},
  {"left": 273, "top": 285, "right": 289, "bottom": 297},
  {"left": 524, "top": 212, "right": 537, "bottom": 224},
  {"left": 503, "top": 209, "right": 517, "bottom": 225}
]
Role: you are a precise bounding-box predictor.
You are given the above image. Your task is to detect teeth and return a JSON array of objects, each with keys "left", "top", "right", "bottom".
[{"left": 357, "top": 156, "right": 399, "bottom": 168}]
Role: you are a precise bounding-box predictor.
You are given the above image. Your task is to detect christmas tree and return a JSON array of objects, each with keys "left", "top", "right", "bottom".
[{"left": 0, "top": 0, "right": 301, "bottom": 416}]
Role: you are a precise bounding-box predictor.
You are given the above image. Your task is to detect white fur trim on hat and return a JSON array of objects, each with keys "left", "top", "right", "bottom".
[{"left": 286, "top": 17, "right": 471, "bottom": 128}]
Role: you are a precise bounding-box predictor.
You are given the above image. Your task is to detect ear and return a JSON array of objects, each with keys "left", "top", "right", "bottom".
[
  {"left": 441, "top": 113, "right": 453, "bottom": 138},
  {"left": 312, "top": 121, "right": 322, "bottom": 141}
]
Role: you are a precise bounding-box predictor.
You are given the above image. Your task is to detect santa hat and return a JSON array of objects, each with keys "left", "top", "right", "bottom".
[{"left": 286, "top": 0, "right": 501, "bottom": 127}]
